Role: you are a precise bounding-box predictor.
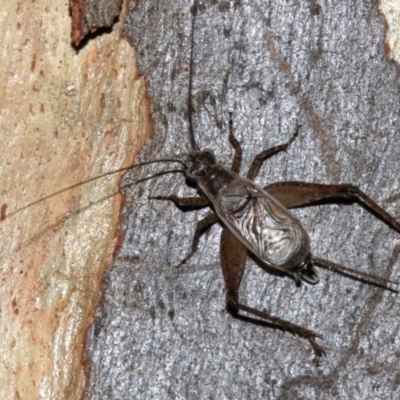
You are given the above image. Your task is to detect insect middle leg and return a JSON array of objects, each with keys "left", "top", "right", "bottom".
[
  {"left": 150, "top": 195, "right": 218, "bottom": 266},
  {"left": 220, "top": 227, "right": 325, "bottom": 357},
  {"left": 176, "top": 212, "right": 219, "bottom": 266}
]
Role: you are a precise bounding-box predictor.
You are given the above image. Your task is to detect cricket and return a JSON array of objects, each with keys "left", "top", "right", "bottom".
[{"left": 6, "top": 2, "right": 400, "bottom": 360}]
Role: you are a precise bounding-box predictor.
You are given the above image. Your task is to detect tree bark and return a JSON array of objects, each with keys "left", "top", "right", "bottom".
[
  {"left": 85, "top": 1, "right": 400, "bottom": 399},
  {"left": 0, "top": 0, "right": 149, "bottom": 398}
]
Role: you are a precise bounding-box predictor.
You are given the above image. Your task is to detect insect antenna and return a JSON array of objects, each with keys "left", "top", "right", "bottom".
[
  {"left": 3, "top": 158, "right": 186, "bottom": 221},
  {"left": 119, "top": 168, "right": 185, "bottom": 193},
  {"left": 313, "top": 256, "right": 399, "bottom": 293},
  {"left": 187, "top": 0, "right": 200, "bottom": 152}
]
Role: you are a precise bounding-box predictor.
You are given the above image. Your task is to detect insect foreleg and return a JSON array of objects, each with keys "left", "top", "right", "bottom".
[
  {"left": 150, "top": 194, "right": 210, "bottom": 209},
  {"left": 264, "top": 182, "right": 400, "bottom": 234},
  {"left": 220, "top": 228, "right": 325, "bottom": 357},
  {"left": 247, "top": 126, "right": 300, "bottom": 180},
  {"left": 177, "top": 213, "right": 220, "bottom": 267},
  {"left": 228, "top": 114, "right": 243, "bottom": 174}
]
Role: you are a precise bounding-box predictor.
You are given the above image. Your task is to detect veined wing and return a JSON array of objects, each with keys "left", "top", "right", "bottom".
[{"left": 214, "top": 179, "right": 309, "bottom": 270}]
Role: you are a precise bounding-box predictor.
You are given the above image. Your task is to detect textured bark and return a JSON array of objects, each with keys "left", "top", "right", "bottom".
[
  {"left": 84, "top": 1, "right": 400, "bottom": 399},
  {"left": 0, "top": 0, "right": 148, "bottom": 398},
  {"left": 69, "top": 0, "right": 123, "bottom": 46},
  {"left": 380, "top": 0, "right": 400, "bottom": 63}
]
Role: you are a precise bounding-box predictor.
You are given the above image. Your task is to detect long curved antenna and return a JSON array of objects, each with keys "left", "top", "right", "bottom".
[
  {"left": 120, "top": 168, "right": 184, "bottom": 192},
  {"left": 188, "top": 1, "right": 199, "bottom": 151},
  {"left": 3, "top": 159, "right": 185, "bottom": 221},
  {"left": 20, "top": 169, "right": 185, "bottom": 246}
]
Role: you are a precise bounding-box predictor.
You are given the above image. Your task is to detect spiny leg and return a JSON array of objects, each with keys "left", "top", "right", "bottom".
[
  {"left": 228, "top": 112, "right": 242, "bottom": 174},
  {"left": 264, "top": 181, "right": 400, "bottom": 289},
  {"left": 177, "top": 213, "right": 220, "bottom": 267},
  {"left": 264, "top": 181, "right": 400, "bottom": 234},
  {"left": 220, "top": 228, "right": 325, "bottom": 358},
  {"left": 150, "top": 194, "right": 210, "bottom": 209},
  {"left": 247, "top": 126, "right": 300, "bottom": 180}
]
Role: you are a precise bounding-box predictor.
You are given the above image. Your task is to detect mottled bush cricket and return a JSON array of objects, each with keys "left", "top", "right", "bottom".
[
  {"left": 7, "top": 2, "right": 400, "bottom": 359},
  {"left": 134, "top": 3, "right": 400, "bottom": 358}
]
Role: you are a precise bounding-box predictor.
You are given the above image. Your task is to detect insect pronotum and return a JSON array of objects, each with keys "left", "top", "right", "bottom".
[{"left": 8, "top": 2, "right": 400, "bottom": 359}]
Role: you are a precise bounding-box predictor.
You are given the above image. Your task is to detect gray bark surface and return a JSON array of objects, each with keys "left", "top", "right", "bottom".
[
  {"left": 70, "top": 0, "right": 123, "bottom": 45},
  {"left": 85, "top": 1, "right": 400, "bottom": 398}
]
